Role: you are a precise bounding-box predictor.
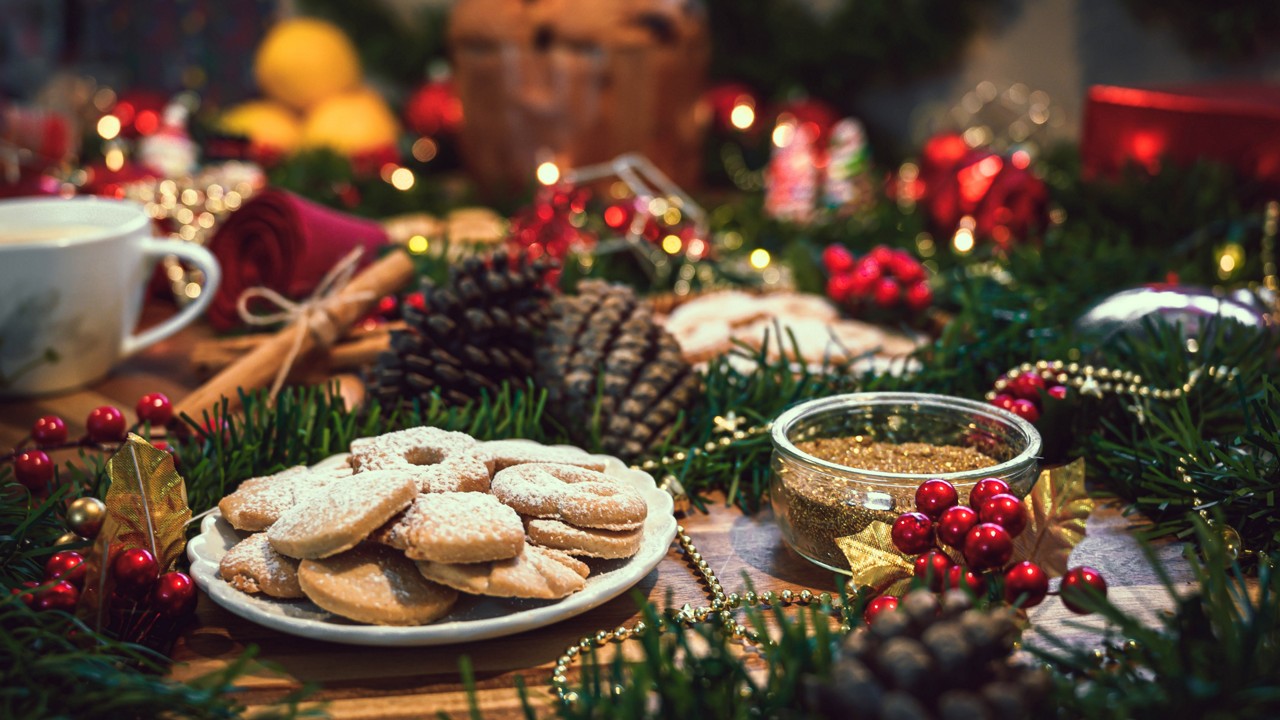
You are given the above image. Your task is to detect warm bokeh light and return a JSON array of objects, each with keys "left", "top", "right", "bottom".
[
  {"left": 412, "top": 137, "right": 438, "bottom": 163},
  {"left": 390, "top": 167, "right": 415, "bottom": 190},
  {"left": 730, "top": 102, "right": 755, "bottom": 130},
  {"left": 408, "top": 235, "right": 430, "bottom": 254},
  {"left": 749, "top": 248, "right": 771, "bottom": 269},
  {"left": 953, "top": 228, "right": 975, "bottom": 254},
  {"left": 772, "top": 122, "right": 796, "bottom": 148},
  {"left": 661, "top": 234, "right": 683, "bottom": 254},
  {"left": 97, "top": 115, "right": 121, "bottom": 140},
  {"left": 104, "top": 146, "right": 124, "bottom": 171},
  {"left": 536, "top": 161, "right": 560, "bottom": 185}
]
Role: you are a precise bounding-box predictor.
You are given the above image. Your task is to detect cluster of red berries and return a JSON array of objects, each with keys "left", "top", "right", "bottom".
[
  {"left": 822, "top": 244, "right": 932, "bottom": 312},
  {"left": 13, "top": 547, "right": 194, "bottom": 617},
  {"left": 863, "top": 476, "right": 1107, "bottom": 624},
  {"left": 987, "top": 370, "right": 1066, "bottom": 424},
  {"left": 10, "top": 393, "right": 173, "bottom": 494}
]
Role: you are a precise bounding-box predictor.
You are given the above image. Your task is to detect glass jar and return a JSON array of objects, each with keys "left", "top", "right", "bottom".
[{"left": 769, "top": 392, "right": 1042, "bottom": 574}]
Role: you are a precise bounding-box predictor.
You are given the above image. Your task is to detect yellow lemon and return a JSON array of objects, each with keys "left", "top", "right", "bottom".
[
  {"left": 254, "top": 18, "right": 361, "bottom": 111},
  {"left": 302, "top": 88, "right": 401, "bottom": 156},
  {"left": 219, "top": 100, "right": 303, "bottom": 153}
]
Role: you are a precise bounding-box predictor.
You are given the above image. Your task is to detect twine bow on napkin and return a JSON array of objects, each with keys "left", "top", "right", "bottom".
[{"left": 235, "top": 247, "right": 374, "bottom": 401}]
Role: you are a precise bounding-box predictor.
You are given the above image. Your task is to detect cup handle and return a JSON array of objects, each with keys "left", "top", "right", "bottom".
[{"left": 121, "top": 238, "right": 222, "bottom": 357}]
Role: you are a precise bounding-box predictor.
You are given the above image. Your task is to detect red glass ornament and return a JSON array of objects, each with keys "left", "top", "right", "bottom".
[
  {"left": 946, "top": 566, "right": 987, "bottom": 595},
  {"left": 873, "top": 278, "right": 901, "bottom": 307},
  {"left": 1047, "top": 385, "right": 1068, "bottom": 401},
  {"left": 921, "top": 132, "right": 970, "bottom": 174},
  {"left": 152, "top": 571, "right": 197, "bottom": 617},
  {"left": 968, "top": 477, "right": 1010, "bottom": 509},
  {"left": 891, "top": 512, "right": 934, "bottom": 555},
  {"left": 1003, "top": 561, "right": 1049, "bottom": 607},
  {"left": 1060, "top": 566, "right": 1108, "bottom": 614},
  {"left": 14, "top": 450, "right": 54, "bottom": 492},
  {"left": 979, "top": 493, "right": 1028, "bottom": 537},
  {"left": 45, "top": 551, "right": 87, "bottom": 587},
  {"left": 136, "top": 393, "right": 173, "bottom": 426},
  {"left": 1009, "top": 373, "right": 1046, "bottom": 400},
  {"left": 1009, "top": 398, "right": 1041, "bottom": 423},
  {"left": 913, "top": 550, "right": 955, "bottom": 591},
  {"left": 404, "top": 79, "right": 463, "bottom": 136},
  {"left": 904, "top": 282, "right": 933, "bottom": 312},
  {"left": 112, "top": 547, "right": 159, "bottom": 596},
  {"left": 35, "top": 580, "right": 79, "bottom": 612},
  {"left": 86, "top": 406, "right": 127, "bottom": 442},
  {"left": 936, "top": 505, "right": 980, "bottom": 548},
  {"left": 963, "top": 523, "right": 1013, "bottom": 571},
  {"left": 31, "top": 415, "right": 68, "bottom": 446},
  {"left": 822, "top": 244, "right": 856, "bottom": 274},
  {"left": 863, "top": 595, "right": 899, "bottom": 625},
  {"left": 990, "top": 394, "right": 1017, "bottom": 412},
  {"left": 915, "top": 478, "right": 959, "bottom": 519}
]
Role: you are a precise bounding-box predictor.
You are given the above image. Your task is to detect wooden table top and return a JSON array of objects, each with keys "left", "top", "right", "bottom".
[{"left": 0, "top": 305, "right": 1197, "bottom": 719}]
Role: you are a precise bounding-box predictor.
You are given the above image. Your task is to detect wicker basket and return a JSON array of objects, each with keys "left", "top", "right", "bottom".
[{"left": 448, "top": 0, "right": 709, "bottom": 197}]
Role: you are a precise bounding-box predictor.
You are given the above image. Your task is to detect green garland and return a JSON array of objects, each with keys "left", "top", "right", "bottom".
[{"left": 1121, "top": 0, "right": 1280, "bottom": 61}]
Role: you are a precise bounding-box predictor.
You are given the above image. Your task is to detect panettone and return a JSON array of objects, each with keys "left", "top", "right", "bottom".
[{"left": 449, "top": 0, "right": 709, "bottom": 196}]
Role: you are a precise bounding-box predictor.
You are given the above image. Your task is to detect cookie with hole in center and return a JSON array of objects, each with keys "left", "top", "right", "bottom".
[
  {"left": 417, "top": 543, "right": 589, "bottom": 599},
  {"left": 350, "top": 426, "right": 490, "bottom": 493},
  {"left": 524, "top": 518, "right": 645, "bottom": 559},
  {"left": 490, "top": 462, "right": 647, "bottom": 531}
]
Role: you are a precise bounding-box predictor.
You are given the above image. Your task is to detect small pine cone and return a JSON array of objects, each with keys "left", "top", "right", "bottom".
[
  {"left": 535, "top": 280, "right": 701, "bottom": 461},
  {"left": 368, "top": 251, "right": 554, "bottom": 407}
]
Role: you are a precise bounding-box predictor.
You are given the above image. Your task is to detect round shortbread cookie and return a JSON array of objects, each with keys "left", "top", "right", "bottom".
[
  {"left": 350, "top": 426, "right": 490, "bottom": 493},
  {"left": 217, "top": 466, "right": 310, "bottom": 531},
  {"left": 416, "top": 543, "right": 589, "bottom": 599},
  {"left": 474, "top": 439, "right": 608, "bottom": 474},
  {"left": 219, "top": 532, "right": 304, "bottom": 598},
  {"left": 753, "top": 292, "right": 840, "bottom": 323},
  {"left": 391, "top": 492, "right": 525, "bottom": 563},
  {"left": 665, "top": 290, "right": 766, "bottom": 335},
  {"left": 298, "top": 544, "right": 458, "bottom": 626},
  {"left": 491, "top": 463, "right": 648, "bottom": 530},
  {"left": 524, "top": 518, "right": 645, "bottom": 559},
  {"left": 267, "top": 470, "right": 417, "bottom": 559}
]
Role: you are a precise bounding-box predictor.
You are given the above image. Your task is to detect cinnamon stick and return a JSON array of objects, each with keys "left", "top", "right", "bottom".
[
  {"left": 174, "top": 250, "right": 416, "bottom": 420},
  {"left": 192, "top": 323, "right": 400, "bottom": 375}
]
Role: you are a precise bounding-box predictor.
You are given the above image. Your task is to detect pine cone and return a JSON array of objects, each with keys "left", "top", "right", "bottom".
[
  {"left": 809, "top": 590, "right": 1053, "bottom": 720},
  {"left": 369, "top": 251, "right": 555, "bottom": 407},
  {"left": 535, "top": 280, "right": 701, "bottom": 461}
]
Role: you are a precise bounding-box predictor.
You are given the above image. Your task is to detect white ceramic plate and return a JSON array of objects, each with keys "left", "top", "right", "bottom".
[{"left": 187, "top": 444, "right": 676, "bottom": 646}]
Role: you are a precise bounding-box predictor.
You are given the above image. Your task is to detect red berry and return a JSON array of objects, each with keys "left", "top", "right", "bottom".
[
  {"left": 963, "top": 523, "right": 1014, "bottom": 571},
  {"left": 1009, "top": 398, "right": 1040, "bottom": 423},
  {"left": 136, "top": 393, "right": 173, "bottom": 426},
  {"left": 14, "top": 450, "right": 54, "bottom": 492},
  {"left": 1047, "top": 385, "right": 1068, "bottom": 401},
  {"left": 826, "top": 274, "right": 856, "bottom": 303},
  {"left": 869, "top": 245, "right": 896, "bottom": 266},
  {"left": 11, "top": 581, "right": 40, "bottom": 606},
  {"left": 45, "top": 551, "right": 87, "bottom": 587},
  {"left": 112, "top": 547, "right": 159, "bottom": 596},
  {"left": 152, "top": 571, "right": 197, "bottom": 617},
  {"left": 1060, "top": 566, "right": 1108, "bottom": 614},
  {"left": 31, "top": 415, "right": 68, "bottom": 446},
  {"left": 936, "top": 505, "right": 980, "bottom": 548},
  {"left": 1009, "top": 373, "right": 1046, "bottom": 400},
  {"left": 946, "top": 566, "right": 987, "bottom": 595},
  {"left": 889, "top": 249, "right": 926, "bottom": 284},
  {"left": 891, "top": 512, "right": 935, "bottom": 555},
  {"left": 35, "top": 580, "right": 79, "bottom": 612},
  {"left": 873, "top": 278, "right": 901, "bottom": 307},
  {"left": 822, "top": 244, "right": 856, "bottom": 274},
  {"left": 915, "top": 479, "right": 959, "bottom": 519},
  {"left": 968, "top": 478, "right": 1010, "bottom": 509},
  {"left": 914, "top": 550, "right": 955, "bottom": 591},
  {"left": 86, "top": 406, "right": 127, "bottom": 442},
  {"left": 979, "top": 493, "right": 1028, "bottom": 538},
  {"left": 863, "top": 595, "right": 899, "bottom": 625},
  {"left": 990, "top": 394, "right": 1017, "bottom": 412},
  {"left": 904, "top": 282, "right": 933, "bottom": 311},
  {"left": 1003, "top": 561, "right": 1049, "bottom": 607}
]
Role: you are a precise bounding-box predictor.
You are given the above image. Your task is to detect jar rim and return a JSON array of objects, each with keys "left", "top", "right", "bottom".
[{"left": 770, "top": 392, "right": 1042, "bottom": 486}]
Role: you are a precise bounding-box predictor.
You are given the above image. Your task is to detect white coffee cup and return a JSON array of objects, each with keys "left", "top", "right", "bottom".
[{"left": 0, "top": 197, "right": 221, "bottom": 396}]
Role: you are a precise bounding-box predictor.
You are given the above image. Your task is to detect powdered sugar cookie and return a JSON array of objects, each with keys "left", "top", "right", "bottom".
[
  {"left": 298, "top": 544, "right": 458, "bottom": 626},
  {"left": 267, "top": 470, "right": 417, "bottom": 559},
  {"left": 474, "top": 439, "right": 608, "bottom": 474},
  {"left": 667, "top": 317, "right": 735, "bottom": 364},
  {"left": 664, "top": 290, "right": 765, "bottom": 336},
  {"left": 490, "top": 463, "right": 647, "bottom": 531},
  {"left": 417, "top": 544, "right": 589, "bottom": 599},
  {"left": 374, "top": 492, "right": 525, "bottom": 564},
  {"left": 218, "top": 466, "right": 348, "bottom": 532},
  {"left": 219, "top": 532, "right": 304, "bottom": 598},
  {"left": 350, "top": 426, "right": 490, "bottom": 493},
  {"left": 754, "top": 292, "right": 840, "bottom": 323},
  {"left": 524, "top": 518, "right": 645, "bottom": 559}
]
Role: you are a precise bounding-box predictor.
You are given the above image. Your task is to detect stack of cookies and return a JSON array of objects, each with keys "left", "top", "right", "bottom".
[{"left": 216, "top": 428, "right": 649, "bottom": 626}]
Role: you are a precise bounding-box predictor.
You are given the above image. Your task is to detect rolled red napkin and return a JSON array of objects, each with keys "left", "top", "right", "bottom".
[{"left": 205, "top": 189, "right": 390, "bottom": 330}]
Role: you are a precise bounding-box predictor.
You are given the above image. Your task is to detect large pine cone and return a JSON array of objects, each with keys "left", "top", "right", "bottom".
[
  {"left": 369, "top": 251, "right": 555, "bottom": 407},
  {"left": 809, "top": 590, "right": 1053, "bottom": 720},
  {"left": 535, "top": 280, "right": 701, "bottom": 461}
]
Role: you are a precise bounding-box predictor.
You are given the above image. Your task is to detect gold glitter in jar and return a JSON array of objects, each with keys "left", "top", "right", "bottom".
[{"left": 794, "top": 438, "right": 998, "bottom": 475}]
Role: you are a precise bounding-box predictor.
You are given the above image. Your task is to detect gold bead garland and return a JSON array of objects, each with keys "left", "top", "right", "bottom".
[{"left": 984, "top": 359, "right": 1239, "bottom": 403}]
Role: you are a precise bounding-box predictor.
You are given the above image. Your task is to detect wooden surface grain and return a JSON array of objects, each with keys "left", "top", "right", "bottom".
[{"left": 0, "top": 306, "right": 1198, "bottom": 719}]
